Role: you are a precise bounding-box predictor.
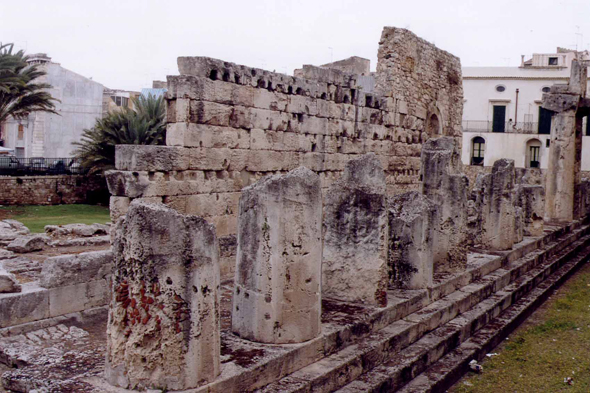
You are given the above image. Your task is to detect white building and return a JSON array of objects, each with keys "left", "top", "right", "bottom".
[
  {"left": 461, "top": 48, "right": 590, "bottom": 170},
  {"left": 0, "top": 54, "right": 104, "bottom": 158}
]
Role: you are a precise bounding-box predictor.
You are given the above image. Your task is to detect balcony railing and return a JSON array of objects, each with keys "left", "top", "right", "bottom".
[
  {"left": 0, "top": 157, "right": 86, "bottom": 176},
  {"left": 462, "top": 120, "right": 539, "bottom": 134}
]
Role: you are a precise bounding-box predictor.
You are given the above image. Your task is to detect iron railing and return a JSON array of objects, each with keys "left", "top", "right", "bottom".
[
  {"left": 462, "top": 120, "right": 539, "bottom": 134},
  {"left": 0, "top": 157, "right": 86, "bottom": 176}
]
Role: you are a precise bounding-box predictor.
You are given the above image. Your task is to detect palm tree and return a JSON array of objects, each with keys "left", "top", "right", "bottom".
[
  {"left": 72, "top": 94, "right": 166, "bottom": 173},
  {"left": 0, "top": 43, "right": 59, "bottom": 124}
]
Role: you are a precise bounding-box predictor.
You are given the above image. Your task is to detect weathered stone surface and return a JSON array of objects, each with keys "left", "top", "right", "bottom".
[
  {"left": 0, "top": 220, "right": 30, "bottom": 242},
  {"left": 477, "top": 159, "right": 517, "bottom": 250},
  {"left": 543, "top": 59, "right": 586, "bottom": 223},
  {"left": 115, "top": 145, "right": 190, "bottom": 171},
  {"left": 420, "top": 137, "right": 468, "bottom": 272},
  {"left": 388, "top": 191, "right": 436, "bottom": 289},
  {"left": 515, "top": 185, "right": 545, "bottom": 237},
  {"left": 322, "top": 154, "right": 388, "bottom": 306},
  {"left": 232, "top": 167, "right": 322, "bottom": 344},
  {"left": 7, "top": 235, "right": 49, "bottom": 253},
  {"left": 106, "top": 201, "right": 220, "bottom": 390},
  {"left": 110, "top": 196, "right": 131, "bottom": 223},
  {"left": 0, "top": 249, "right": 16, "bottom": 259},
  {"left": 0, "top": 266, "right": 21, "bottom": 293},
  {"left": 45, "top": 223, "right": 109, "bottom": 237},
  {"left": 39, "top": 250, "right": 113, "bottom": 289}
]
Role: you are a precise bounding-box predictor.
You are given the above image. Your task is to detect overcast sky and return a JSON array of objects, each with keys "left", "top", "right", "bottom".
[{"left": 1, "top": 0, "right": 589, "bottom": 91}]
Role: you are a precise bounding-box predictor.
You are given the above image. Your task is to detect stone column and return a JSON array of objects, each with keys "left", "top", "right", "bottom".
[
  {"left": 388, "top": 191, "right": 436, "bottom": 289},
  {"left": 106, "top": 201, "right": 220, "bottom": 391},
  {"left": 232, "top": 167, "right": 322, "bottom": 344},
  {"left": 480, "top": 159, "right": 516, "bottom": 250},
  {"left": 542, "top": 59, "right": 586, "bottom": 223},
  {"left": 322, "top": 154, "right": 388, "bottom": 307},
  {"left": 420, "top": 137, "right": 468, "bottom": 273}
]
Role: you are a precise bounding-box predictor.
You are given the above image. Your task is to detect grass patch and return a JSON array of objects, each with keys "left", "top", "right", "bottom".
[
  {"left": 450, "top": 262, "right": 590, "bottom": 393},
  {"left": 0, "top": 205, "right": 110, "bottom": 233}
]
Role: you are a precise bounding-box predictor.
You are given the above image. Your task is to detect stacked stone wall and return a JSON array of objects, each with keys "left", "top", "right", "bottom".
[
  {"left": 0, "top": 175, "right": 108, "bottom": 206},
  {"left": 107, "top": 28, "right": 464, "bottom": 243}
]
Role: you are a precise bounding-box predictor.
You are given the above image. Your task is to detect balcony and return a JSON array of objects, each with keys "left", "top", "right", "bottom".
[{"left": 462, "top": 120, "right": 539, "bottom": 134}]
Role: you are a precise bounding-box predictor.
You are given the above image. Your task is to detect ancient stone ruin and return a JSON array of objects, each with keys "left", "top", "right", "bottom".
[{"left": 2, "top": 26, "right": 590, "bottom": 393}]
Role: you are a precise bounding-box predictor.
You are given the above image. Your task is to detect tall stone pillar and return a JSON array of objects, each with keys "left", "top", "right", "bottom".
[
  {"left": 420, "top": 137, "right": 468, "bottom": 273},
  {"left": 106, "top": 201, "right": 220, "bottom": 391},
  {"left": 322, "top": 154, "right": 388, "bottom": 306},
  {"left": 543, "top": 59, "right": 586, "bottom": 223},
  {"left": 515, "top": 184, "right": 545, "bottom": 237},
  {"left": 232, "top": 167, "right": 322, "bottom": 344}
]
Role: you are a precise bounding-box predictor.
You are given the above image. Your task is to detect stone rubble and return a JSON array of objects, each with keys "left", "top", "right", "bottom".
[{"left": 7, "top": 235, "right": 49, "bottom": 254}]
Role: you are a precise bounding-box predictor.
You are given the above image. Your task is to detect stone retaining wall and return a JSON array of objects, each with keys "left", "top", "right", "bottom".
[{"left": 0, "top": 175, "right": 108, "bottom": 206}]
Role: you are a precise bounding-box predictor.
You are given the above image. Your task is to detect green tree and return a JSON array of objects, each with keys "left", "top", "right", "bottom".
[
  {"left": 0, "top": 43, "right": 59, "bottom": 123},
  {"left": 73, "top": 94, "right": 166, "bottom": 173}
]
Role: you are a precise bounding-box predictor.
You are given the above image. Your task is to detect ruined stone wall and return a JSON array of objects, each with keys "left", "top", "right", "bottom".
[
  {"left": 0, "top": 175, "right": 108, "bottom": 206},
  {"left": 107, "top": 28, "right": 464, "bottom": 243},
  {"left": 375, "top": 27, "right": 463, "bottom": 142}
]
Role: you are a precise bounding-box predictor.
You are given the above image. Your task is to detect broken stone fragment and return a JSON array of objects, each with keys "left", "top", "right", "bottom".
[
  {"left": 0, "top": 266, "right": 21, "bottom": 293},
  {"left": 323, "top": 154, "right": 388, "bottom": 306},
  {"left": 232, "top": 167, "right": 322, "bottom": 344},
  {"left": 106, "top": 200, "right": 220, "bottom": 390},
  {"left": 39, "top": 250, "right": 113, "bottom": 289},
  {"left": 7, "top": 235, "right": 49, "bottom": 253},
  {"left": 44, "top": 223, "right": 109, "bottom": 237},
  {"left": 0, "top": 220, "right": 30, "bottom": 242},
  {"left": 388, "top": 191, "right": 436, "bottom": 289}
]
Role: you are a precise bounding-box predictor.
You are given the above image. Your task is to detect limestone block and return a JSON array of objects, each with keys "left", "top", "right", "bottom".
[
  {"left": 115, "top": 145, "right": 189, "bottom": 171},
  {"left": 40, "top": 250, "right": 113, "bottom": 289},
  {"left": 232, "top": 167, "right": 322, "bottom": 344},
  {"left": 190, "top": 101, "right": 232, "bottom": 126},
  {"left": 514, "top": 206, "right": 524, "bottom": 244},
  {"left": 322, "top": 154, "right": 388, "bottom": 306},
  {"left": 110, "top": 197, "right": 130, "bottom": 223},
  {"left": 188, "top": 147, "right": 231, "bottom": 171},
  {"left": 166, "top": 75, "right": 215, "bottom": 100},
  {"left": 0, "top": 220, "right": 30, "bottom": 242},
  {"left": 388, "top": 191, "right": 436, "bottom": 290},
  {"left": 480, "top": 159, "right": 516, "bottom": 251},
  {"left": 106, "top": 201, "right": 220, "bottom": 390},
  {"left": 515, "top": 185, "right": 545, "bottom": 237},
  {"left": 0, "top": 266, "right": 21, "bottom": 293},
  {"left": 420, "top": 137, "right": 468, "bottom": 272},
  {"left": 0, "top": 287, "right": 49, "bottom": 328},
  {"left": 45, "top": 223, "right": 109, "bottom": 237},
  {"left": 7, "top": 235, "right": 49, "bottom": 253}
]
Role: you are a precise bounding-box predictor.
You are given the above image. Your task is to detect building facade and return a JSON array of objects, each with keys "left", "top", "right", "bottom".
[
  {"left": 1, "top": 54, "right": 104, "bottom": 159},
  {"left": 461, "top": 48, "right": 590, "bottom": 170}
]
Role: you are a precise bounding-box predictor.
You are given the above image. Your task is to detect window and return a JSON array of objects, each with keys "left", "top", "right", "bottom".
[
  {"left": 495, "top": 85, "right": 506, "bottom": 92},
  {"left": 541, "top": 86, "right": 551, "bottom": 93},
  {"left": 471, "top": 137, "right": 485, "bottom": 166},
  {"left": 111, "top": 96, "right": 129, "bottom": 107},
  {"left": 17, "top": 125, "right": 24, "bottom": 140},
  {"left": 526, "top": 139, "right": 542, "bottom": 168},
  {"left": 548, "top": 57, "right": 558, "bottom": 66}
]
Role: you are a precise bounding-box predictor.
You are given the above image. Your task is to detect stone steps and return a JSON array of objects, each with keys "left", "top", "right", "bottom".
[
  {"left": 336, "top": 227, "right": 590, "bottom": 393},
  {"left": 255, "top": 222, "right": 590, "bottom": 393},
  {"left": 395, "top": 236, "right": 590, "bottom": 393}
]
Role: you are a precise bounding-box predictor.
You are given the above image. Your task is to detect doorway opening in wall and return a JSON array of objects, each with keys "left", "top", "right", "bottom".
[
  {"left": 538, "top": 107, "right": 552, "bottom": 134},
  {"left": 15, "top": 147, "right": 24, "bottom": 159},
  {"left": 492, "top": 106, "right": 506, "bottom": 132},
  {"left": 585, "top": 116, "right": 590, "bottom": 136},
  {"left": 471, "top": 136, "right": 485, "bottom": 166},
  {"left": 17, "top": 125, "right": 24, "bottom": 140},
  {"left": 526, "top": 139, "right": 542, "bottom": 168}
]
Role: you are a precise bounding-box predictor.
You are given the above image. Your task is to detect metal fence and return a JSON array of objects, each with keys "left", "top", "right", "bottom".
[
  {"left": 462, "top": 120, "right": 539, "bottom": 134},
  {"left": 0, "top": 157, "right": 86, "bottom": 176}
]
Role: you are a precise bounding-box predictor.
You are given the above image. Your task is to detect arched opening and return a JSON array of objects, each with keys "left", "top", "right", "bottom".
[
  {"left": 471, "top": 136, "right": 485, "bottom": 166},
  {"left": 427, "top": 113, "right": 441, "bottom": 136},
  {"left": 526, "top": 139, "right": 542, "bottom": 168}
]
